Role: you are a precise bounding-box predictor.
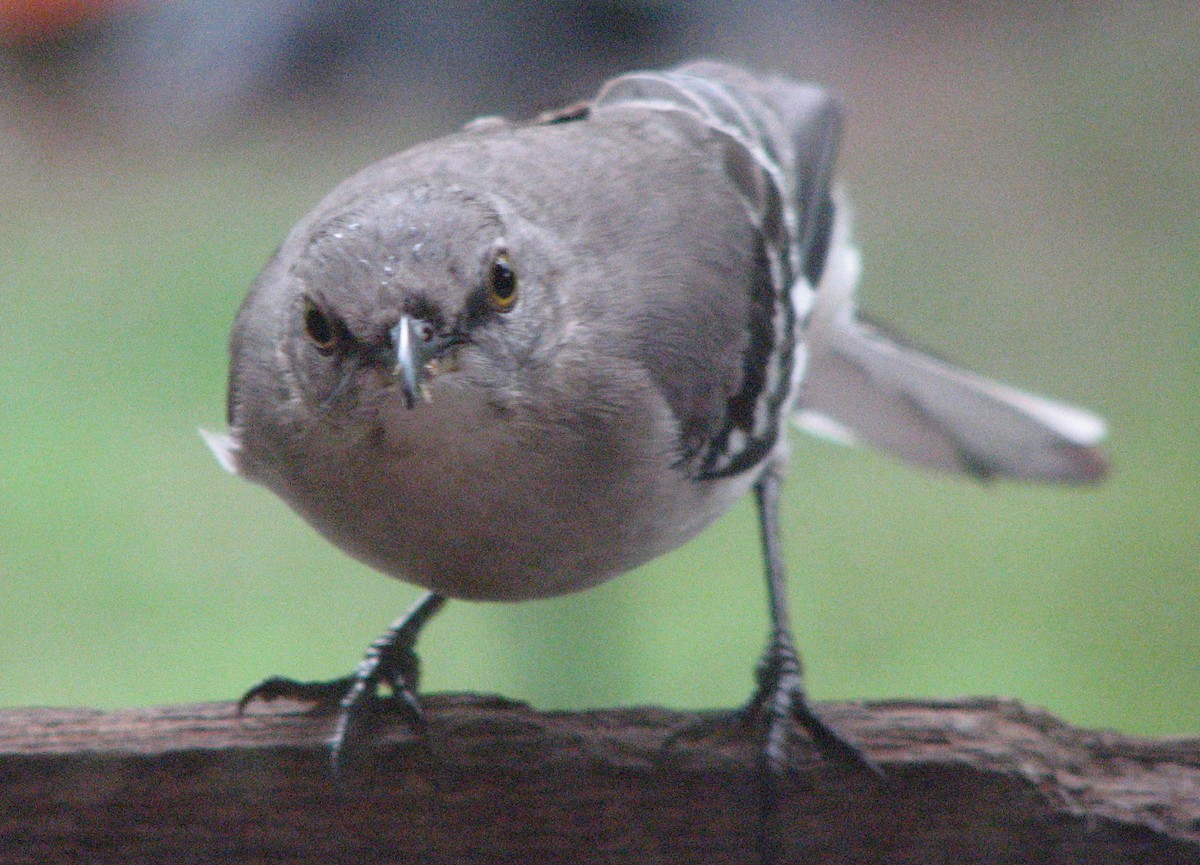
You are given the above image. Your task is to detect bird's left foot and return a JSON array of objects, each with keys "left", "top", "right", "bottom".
[
  {"left": 746, "top": 635, "right": 883, "bottom": 864},
  {"left": 748, "top": 633, "right": 882, "bottom": 778}
]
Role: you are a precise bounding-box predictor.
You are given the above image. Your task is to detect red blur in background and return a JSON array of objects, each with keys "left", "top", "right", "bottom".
[{"left": 0, "top": 0, "right": 148, "bottom": 44}]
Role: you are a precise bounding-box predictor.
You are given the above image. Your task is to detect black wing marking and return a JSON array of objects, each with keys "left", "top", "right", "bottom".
[{"left": 592, "top": 63, "right": 842, "bottom": 478}]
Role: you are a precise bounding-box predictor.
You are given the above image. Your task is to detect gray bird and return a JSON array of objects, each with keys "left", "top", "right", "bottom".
[{"left": 204, "top": 62, "right": 1106, "bottom": 786}]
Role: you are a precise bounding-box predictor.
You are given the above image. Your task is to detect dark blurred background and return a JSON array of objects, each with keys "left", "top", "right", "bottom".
[{"left": 2, "top": 1, "right": 1196, "bottom": 736}]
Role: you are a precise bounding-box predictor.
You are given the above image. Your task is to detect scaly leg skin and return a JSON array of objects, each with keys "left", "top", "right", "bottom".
[
  {"left": 750, "top": 467, "right": 883, "bottom": 864},
  {"left": 238, "top": 591, "right": 447, "bottom": 776}
]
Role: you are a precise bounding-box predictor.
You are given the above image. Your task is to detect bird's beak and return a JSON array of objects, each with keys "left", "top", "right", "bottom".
[{"left": 390, "top": 315, "right": 459, "bottom": 409}]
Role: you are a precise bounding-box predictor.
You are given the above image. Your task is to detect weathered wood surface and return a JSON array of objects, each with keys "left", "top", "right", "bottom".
[{"left": 1, "top": 694, "right": 1197, "bottom": 864}]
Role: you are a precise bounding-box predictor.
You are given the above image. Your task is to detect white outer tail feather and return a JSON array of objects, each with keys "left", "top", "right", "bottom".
[{"left": 794, "top": 206, "right": 1107, "bottom": 483}]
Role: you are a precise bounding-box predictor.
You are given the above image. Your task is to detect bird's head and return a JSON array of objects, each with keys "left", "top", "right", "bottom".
[{"left": 252, "top": 181, "right": 564, "bottom": 427}]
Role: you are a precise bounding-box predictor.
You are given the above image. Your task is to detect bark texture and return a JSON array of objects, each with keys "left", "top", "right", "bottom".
[{"left": 1, "top": 694, "right": 1197, "bottom": 864}]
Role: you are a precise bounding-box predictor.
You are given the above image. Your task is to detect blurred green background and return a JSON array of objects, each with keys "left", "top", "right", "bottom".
[{"left": 1, "top": 2, "right": 1196, "bottom": 737}]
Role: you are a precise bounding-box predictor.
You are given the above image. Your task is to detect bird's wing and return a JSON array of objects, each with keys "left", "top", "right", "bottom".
[{"left": 591, "top": 62, "right": 843, "bottom": 478}]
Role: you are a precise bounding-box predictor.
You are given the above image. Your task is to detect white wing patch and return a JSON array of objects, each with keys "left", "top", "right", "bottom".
[
  {"left": 200, "top": 427, "right": 242, "bottom": 475},
  {"left": 595, "top": 67, "right": 817, "bottom": 477}
]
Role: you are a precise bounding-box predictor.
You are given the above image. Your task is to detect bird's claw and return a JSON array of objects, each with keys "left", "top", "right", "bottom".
[
  {"left": 237, "top": 674, "right": 356, "bottom": 715},
  {"left": 749, "top": 636, "right": 882, "bottom": 778}
]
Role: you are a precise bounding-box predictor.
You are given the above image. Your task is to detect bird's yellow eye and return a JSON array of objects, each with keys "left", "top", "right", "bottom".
[
  {"left": 487, "top": 251, "right": 518, "bottom": 312},
  {"left": 303, "top": 298, "right": 339, "bottom": 352}
]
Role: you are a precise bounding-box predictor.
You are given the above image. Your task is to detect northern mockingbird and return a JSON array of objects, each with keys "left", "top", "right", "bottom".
[{"left": 205, "top": 61, "right": 1106, "bottom": 788}]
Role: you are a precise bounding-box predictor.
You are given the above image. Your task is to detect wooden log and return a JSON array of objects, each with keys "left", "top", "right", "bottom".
[{"left": 1, "top": 694, "right": 1197, "bottom": 864}]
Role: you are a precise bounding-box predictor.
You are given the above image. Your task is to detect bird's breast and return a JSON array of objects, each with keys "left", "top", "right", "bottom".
[{"left": 271, "top": 380, "right": 757, "bottom": 601}]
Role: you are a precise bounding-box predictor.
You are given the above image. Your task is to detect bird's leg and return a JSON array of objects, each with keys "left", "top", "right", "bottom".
[
  {"left": 748, "top": 467, "right": 881, "bottom": 860},
  {"left": 238, "top": 591, "right": 447, "bottom": 774}
]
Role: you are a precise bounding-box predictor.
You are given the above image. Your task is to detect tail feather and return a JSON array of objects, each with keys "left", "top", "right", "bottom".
[{"left": 795, "top": 316, "right": 1108, "bottom": 483}]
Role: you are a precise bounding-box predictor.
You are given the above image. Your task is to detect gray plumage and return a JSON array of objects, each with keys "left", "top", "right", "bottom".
[
  {"left": 208, "top": 61, "right": 1104, "bottom": 603},
  {"left": 206, "top": 64, "right": 1107, "bottom": 803}
]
